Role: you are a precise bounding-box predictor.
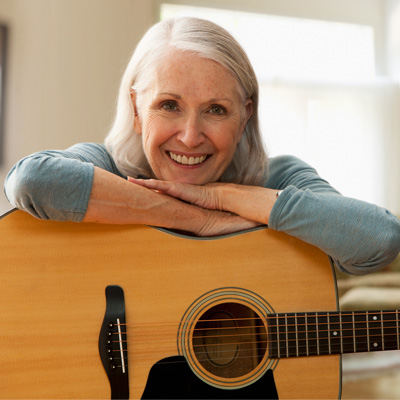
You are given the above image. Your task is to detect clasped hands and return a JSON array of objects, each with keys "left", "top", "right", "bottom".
[{"left": 128, "top": 177, "right": 277, "bottom": 236}]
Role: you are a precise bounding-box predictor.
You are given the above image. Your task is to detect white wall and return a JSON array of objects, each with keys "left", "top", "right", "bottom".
[{"left": 0, "top": 0, "right": 155, "bottom": 215}]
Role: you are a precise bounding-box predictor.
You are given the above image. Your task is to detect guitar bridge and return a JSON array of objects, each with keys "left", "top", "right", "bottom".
[{"left": 99, "top": 285, "right": 129, "bottom": 399}]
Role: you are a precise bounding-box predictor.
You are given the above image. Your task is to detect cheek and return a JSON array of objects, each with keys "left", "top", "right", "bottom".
[
  {"left": 213, "top": 120, "right": 244, "bottom": 153},
  {"left": 141, "top": 114, "right": 171, "bottom": 153}
]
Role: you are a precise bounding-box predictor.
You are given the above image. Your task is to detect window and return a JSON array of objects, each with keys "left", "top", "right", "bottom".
[
  {"left": 159, "top": 3, "right": 396, "bottom": 208},
  {"left": 160, "top": 3, "right": 375, "bottom": 81}
]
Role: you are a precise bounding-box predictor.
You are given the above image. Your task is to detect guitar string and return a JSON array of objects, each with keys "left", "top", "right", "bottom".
[
  {"left": 106, "top": 339, "right": 400, "bottom": 374},
  {"left": 107, "top": 328, "right": 400, "bottom": 370},
  {"left": 111, "top": 339, "right": 399, "bottom": 369},
  {"left": 109, "top": 336, "right": 400, "bottom": 371},
  {"left": 113, "top": 322, "right": 398, "bottom": 359},
  {"left": 106, "top": 328, "right": 399, "bottom": 364},
  {"left": 117, "top": 310, "right": 400, "bottom": 329},
  {"left": 112, "top": 329, "right": 399, "bottom": 350},
  {"left": 110, "top": 339, "right": 268, "bottom": 361},
  {"left": 119, "top": 318, "right": 398, "bottom": 338},
  {"left": 111, "top": 327, "right": 400, "bottom": 396},
  {"left": 107, "top": 310, "right": 400, "bottom": 387},
  {"left": 105, "top": 312, "right": 400, "bottom": 367},
  {"left": 106, "top": 323, "right": 400, "bottom": 371},
  {"left": 117, "top": 329, "right": 397, "bottom": 350},
  {"left": 113, "top": 352, "right": 270, "bottom": 367},
  {"left": 113, "top": 314, "right": 400, "bottom": 340}
]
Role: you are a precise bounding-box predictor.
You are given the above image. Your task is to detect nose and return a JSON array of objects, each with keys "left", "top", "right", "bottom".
[{"left": 176, "top": 114, "right": 205, "bottom": 148}]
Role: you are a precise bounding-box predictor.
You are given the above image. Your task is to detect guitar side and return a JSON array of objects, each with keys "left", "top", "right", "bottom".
[{"left": 0, "top": 210, "right": 341, "bottom": 399}]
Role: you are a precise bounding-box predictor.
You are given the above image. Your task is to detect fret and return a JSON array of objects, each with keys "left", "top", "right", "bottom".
[
  {"left": 277, "top": 313, "right": 287, "bottom": 358},
  {"left": 267, "top": 314, "right": 279, "bottom": 359},
  {"left": 317, "top": 313, "right": 329, "bottom": 355},
  {"left": 276, "top": 314, "right": 280, "bottom": 359},
  {"left": 316, "top": 314, "right": 320, "bottom": 355},
  {"left": 381, "top": 311, "right": 385, "bottom": 351},
  {"left": 286, "top": 313, "right": 298, "bottom": 358},
  {"left": 328, "top": 312, "right": 341, "bottom": 354},
  {"left": 295, "top": 313, "right": 299, "bottom": 357},
  {"left": 327, "top": 313, "right": 331, "bottom": 354},
  {"left": 340, "top": 311, "right": 356, "bottom": 354},
  {"left": 268, "top": 310, "right": 400, "bottom": 361},
  {"left": 340, "top": 313, "right": 343, "bottom": 354},
  {"left": 367, "top": 312, "right": 382, "bottom": 352},
  {"left": 306, "top": 313, "right": 318, "bottom": 356},
  {"left": 397, "top": 311, "right": 400, "bottom": 350},
  {"left": 305, "top": 314, "right": 309, "bottom": 356},
  {"left": 382, "top": 311, "right": 399, "bottom": 351},
  {"left": 296, "top": 313, "right": 308, "bottom": 357},
  {"left": 285, "top": 314, "right": 289, "bottom": 358},
  {"left": 352, "top": 311, "right": 356, "bottom": 353},
  {"left": 354, "top": 311, "right": 368, "bottom": 353}
]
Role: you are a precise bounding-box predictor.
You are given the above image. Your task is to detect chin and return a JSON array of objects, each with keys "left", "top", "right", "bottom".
[{"left": 170, "top": 175, "right": 212, "bottom": 185}]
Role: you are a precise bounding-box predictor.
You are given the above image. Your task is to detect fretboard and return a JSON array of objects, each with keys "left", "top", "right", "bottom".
[{"left": 267, "top": 310, "right": 400, "bottom": 358}]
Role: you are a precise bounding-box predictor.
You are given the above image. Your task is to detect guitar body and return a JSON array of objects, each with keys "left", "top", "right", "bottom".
[{"left": 0, "top": 210, "right": 341, "bottom": 399}]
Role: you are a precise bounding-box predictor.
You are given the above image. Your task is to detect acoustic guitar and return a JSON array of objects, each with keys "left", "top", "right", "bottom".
[{"left": 0, "top": 209, "right": 398, "bottom": 399}]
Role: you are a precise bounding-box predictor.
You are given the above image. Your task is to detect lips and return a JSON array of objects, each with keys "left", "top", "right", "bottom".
[{"left": 168, "top": 151, "right": 208, "bottom": 166}]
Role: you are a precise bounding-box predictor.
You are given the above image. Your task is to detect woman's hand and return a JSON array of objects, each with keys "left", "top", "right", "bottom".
[
  {"left": 128, "top": 177, "right": 278, "bottom": 225},
  {"left": 83, "top": 167, "right": 259, "bottom": 237},
  {"left": 126, "top": 177, "right": 262, "bottom": 236},
  {"left": 194, "top": 209, "right": 262, "bottom": 237},
  {"left": 128, "top": 178, "right": 222, "bottom": 209}
]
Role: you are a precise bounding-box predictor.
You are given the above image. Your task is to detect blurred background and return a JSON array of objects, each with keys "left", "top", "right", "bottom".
[
  {"left": 0, "top": 0, "right": 399, "bottom": 217},
  {"left": 0, "top": 0, "right": 399, "bottom": 398}
]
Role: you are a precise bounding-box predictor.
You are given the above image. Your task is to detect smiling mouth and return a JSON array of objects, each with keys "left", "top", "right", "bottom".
[{"left": 168, "top": 151, "right": 208, "bottom": 166}]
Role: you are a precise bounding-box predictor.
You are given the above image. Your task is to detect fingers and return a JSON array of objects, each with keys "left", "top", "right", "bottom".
[
  {"left": 127, "top": 177, "right": 163, "bottom": 190},
  {"left": 127, "top": 177, "right": 178, "bottom": 196},
  {"left": 127, "top": 177, "right": 223, "bottom": 211},
  {"left": 196, "top": 211, "right": 262, "bottom": 237},
  {"left": 128, "top": 177, "right": 201, "bottom": 204}
]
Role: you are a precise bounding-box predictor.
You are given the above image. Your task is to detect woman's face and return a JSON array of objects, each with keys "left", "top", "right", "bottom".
[{"left": 133, "top": 50, "right": 252, "bottom": 184}]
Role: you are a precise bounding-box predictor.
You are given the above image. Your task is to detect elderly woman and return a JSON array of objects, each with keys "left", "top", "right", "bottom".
[{"left": 4, "top": 17, "right": 400, "bottom": 276}]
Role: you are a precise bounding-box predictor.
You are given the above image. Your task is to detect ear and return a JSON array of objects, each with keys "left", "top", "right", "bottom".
[
  {"left": 244, "top": 98, "right": 253, "bottom": 125},
  {"left": 131, "top": 89, "right": 142, "bottom": 135},
  {"left": 237, "top": 99, "right": 253, "bottom": 144}
]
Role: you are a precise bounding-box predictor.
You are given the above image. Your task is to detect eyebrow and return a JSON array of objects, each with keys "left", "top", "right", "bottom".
[
  {"left": 158, "top": 92, "right": 182, "bottom": 99},
  {"left": 158, "top": 92, "right": 234, "bottom": 103}
]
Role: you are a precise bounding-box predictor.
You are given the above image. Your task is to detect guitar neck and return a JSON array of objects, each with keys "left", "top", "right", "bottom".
[{"left": 268, "top": 310, "right": 400, "bottom": 358}]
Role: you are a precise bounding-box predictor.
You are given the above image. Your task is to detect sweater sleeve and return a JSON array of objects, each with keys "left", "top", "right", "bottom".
[
  {"left": 4, "top": 143, "right": 123, "bottom": 221},
  {"left": 266, "top": 155, "right": 400, "bottom": 275}
]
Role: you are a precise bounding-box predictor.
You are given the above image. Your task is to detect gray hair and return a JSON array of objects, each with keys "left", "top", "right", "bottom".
[{"left": 105, "top": 17, "right": 268, "bottom": 185}]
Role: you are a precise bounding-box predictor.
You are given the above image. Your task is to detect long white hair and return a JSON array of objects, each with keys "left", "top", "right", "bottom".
[{"left": 105, "top": 17, "right": 268, "bottom": 185}]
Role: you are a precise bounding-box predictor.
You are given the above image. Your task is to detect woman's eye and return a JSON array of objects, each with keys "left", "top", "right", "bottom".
[
  {"left": 161, "top": 101, "right": 178, "bottom": 111},
  {"left": 209, "top": 105, "right": 226, "bottom": 115}
]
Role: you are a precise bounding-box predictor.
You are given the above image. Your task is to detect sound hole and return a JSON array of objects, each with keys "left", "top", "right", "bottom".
[{"left": 192, "top": 302, "right": 267, "bottom": 378}]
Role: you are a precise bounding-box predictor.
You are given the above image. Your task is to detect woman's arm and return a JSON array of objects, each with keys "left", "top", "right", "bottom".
[
  {"left": 4, "top": 143, "right": 258, "bottom": 236},
  {"left": 129, "top": 156, "right": 400, "bottom": 275},
  {"left": 128, "top": 178, "right": 278, "bottom": 224},
  {"left": 84, "top": 167, "right": 260, "bottom": 236}
]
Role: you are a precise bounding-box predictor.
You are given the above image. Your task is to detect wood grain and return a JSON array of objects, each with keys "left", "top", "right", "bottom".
[{"left": 0, "top": 210, "right": 340, "bottom": 399}]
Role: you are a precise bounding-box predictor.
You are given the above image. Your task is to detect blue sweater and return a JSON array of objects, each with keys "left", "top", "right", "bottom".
[{"left": 4, "top": 142, "right": 400, "bottom": 275}]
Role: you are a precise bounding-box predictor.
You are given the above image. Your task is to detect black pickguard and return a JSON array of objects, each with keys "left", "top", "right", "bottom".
[{"left": 141, "top": 356, "right": 279, "bottom": 399}]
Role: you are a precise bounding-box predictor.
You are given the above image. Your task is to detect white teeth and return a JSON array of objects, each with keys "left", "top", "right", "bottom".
[{"left": 169, "top": 152, "right": 207, "bottom": 165}]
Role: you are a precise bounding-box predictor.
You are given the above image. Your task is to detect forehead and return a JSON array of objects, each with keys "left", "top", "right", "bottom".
[{"left": 151, "top": 50, "right": 243, "bottom": 101}]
